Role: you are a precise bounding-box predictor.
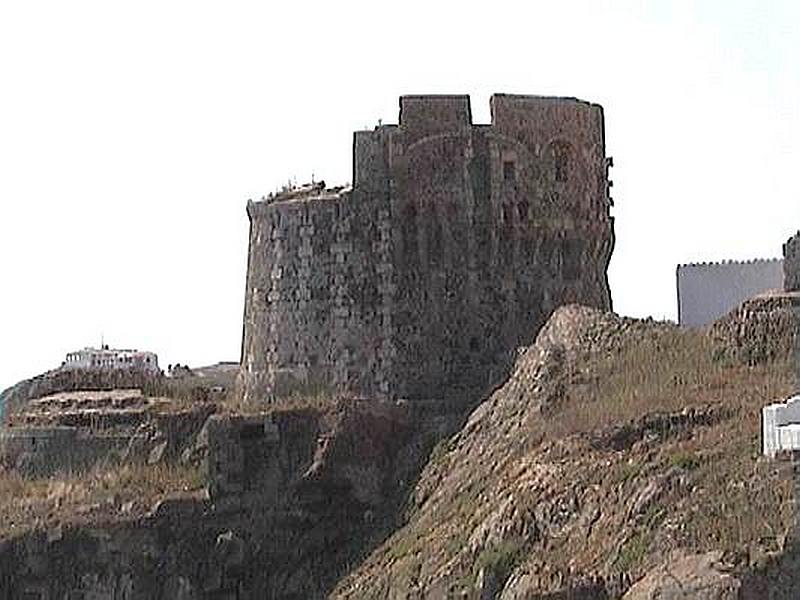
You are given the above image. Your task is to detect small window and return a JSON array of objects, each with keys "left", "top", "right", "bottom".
[
  {"left": 503, "top": 160, "right": 516, "bottom": 182},
  {"left": 555, "top": 156, "right": 568, "bottom": 182},
  {"left": 551, "top": 142, "right": 571, "bottom": 183}
]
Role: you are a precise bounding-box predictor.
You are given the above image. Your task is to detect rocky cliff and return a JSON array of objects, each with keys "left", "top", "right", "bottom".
[
  {"left": 334, "top": 305, "right": 797, "bottom": 598},
  {"left": 1, "top": 303, "right": 798, "bottom": 598}
]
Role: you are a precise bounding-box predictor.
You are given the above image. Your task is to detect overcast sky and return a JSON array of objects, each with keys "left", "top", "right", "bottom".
[{"left": 1, "top": 0, "right": 798, "bottom": 391}]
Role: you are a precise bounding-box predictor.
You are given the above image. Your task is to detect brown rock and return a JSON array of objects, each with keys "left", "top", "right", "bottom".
[{"left": 622, "top": 552, "right": 740, "bottom": 600}]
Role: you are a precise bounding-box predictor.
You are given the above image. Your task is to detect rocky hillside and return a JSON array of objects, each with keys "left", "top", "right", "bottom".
[
  {"left": 0, "top": 301, "right": 797, "bottom": 598},
  {"left": 334, "top": 304, "right": 796, "bottom": 598},
  {"left": 709, "top": 292, "right": 799, "bottom": 366},
  {"left": 0, "top": 361, "right": 237, "bottom": 424}
]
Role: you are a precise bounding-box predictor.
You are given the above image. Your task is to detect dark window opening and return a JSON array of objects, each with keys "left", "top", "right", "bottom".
[
  {"left": 502, "top": 204, "right": 513, "bottom": 224},
  {"left": 556, "top": 159, "right": 568, "bottom": 182},
  {"left": 562, "top": 239, "right": 584, "bottom": 281},
  {"left": 469, "top": 337, "right": 480, "bottom": 353},
  {"left": 517, "top": 199, "right": 529, "bottom": 220},
  {"left": 240, "top": 423, "right": 266, "bottom": 440},
  {"left": 503, "top": 160, "right": 516, "bottom": 182},
  {"left": 553, "top": 142, "right": 571, "bottom": 183}
]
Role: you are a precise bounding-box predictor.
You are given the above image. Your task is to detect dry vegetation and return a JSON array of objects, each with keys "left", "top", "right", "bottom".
[
  {"left": 550, "top": 324, "right": 796, "bottom": 564},
  {"left": 0, "top": 461, "right": 205, "bottom": 538},
  {"left": 335, "top": 310, "right": 798, "bottom": 597},
  {"left": 222, "top": 380, "right": 345, "bottom": 415},
  {"left": 555, "top": 325, "right": 792, "bottom": 436}
]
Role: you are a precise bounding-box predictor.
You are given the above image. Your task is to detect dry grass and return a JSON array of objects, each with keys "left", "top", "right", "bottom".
[
  {"left": 0, "top": 461, "right": 205, "bottom": 538},
  {"left": 549, "top": 324, "right": 796, "bottom": 571},
  {"left": 337, "top": 319, "right": 799, "bottom": 595},
  {"left": 553, "top": 327, "right": 794, "bottom": 438},
  {"left": 222, "top": 384, "right": 349, "bottom": 416}
]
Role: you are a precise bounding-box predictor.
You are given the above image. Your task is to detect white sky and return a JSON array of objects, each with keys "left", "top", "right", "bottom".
[{"left": 1, "top": 0, "right": 798, "bottom": 391}]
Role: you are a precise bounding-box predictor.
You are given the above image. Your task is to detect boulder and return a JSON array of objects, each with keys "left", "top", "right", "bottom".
[{"left": 622, "top": 552, "right": 740, "bottom": 600}]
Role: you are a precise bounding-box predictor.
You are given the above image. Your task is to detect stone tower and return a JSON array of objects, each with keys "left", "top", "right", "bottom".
[{"left": 238, "top": 94, "right": 615, "bottom": 406}]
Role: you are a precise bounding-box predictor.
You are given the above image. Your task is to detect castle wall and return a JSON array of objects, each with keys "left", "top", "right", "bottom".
[
  {"left": 240, "top": 191, "right": 396, "bottom": 402},
  {"left": 677, "top": 259, "right": 784, "bottom": 328},
  {"left": 398, "top": 94, "right": 472, "bottom": 144},
  {"left": 785, "top": 232, "right": 800, "bottom": 292},
  {"left": 239, "top": 94, "right": 614, "bottom": 405},
  {"left": 353, "top": 127, "right": 392, "bottom": 190}
]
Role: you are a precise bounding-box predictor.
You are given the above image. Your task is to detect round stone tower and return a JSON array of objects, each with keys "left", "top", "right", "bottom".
[{"left": 238, "top": 94, "right": 614, "bottom": 406}]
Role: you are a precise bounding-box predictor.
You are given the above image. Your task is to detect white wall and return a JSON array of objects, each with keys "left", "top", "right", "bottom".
[
  {"left": 762, "top": 396, "right": 800, "bottom": 457},
  {"left": 676, "top": 259, "right": 783, "bottom": 328}
]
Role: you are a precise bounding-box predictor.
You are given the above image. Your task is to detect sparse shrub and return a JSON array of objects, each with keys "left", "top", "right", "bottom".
[
  {"left": 476, "top": 539, "right": 524, "bottom": 588},
  {"left": 616, "top": 462, "right": 642, "bottom": 484},
  {"left": 614, "top": 530, "right": 650, "bottom": 572},
  {"left": 669, "top": 452, "right": 699, "bottom": 471}
]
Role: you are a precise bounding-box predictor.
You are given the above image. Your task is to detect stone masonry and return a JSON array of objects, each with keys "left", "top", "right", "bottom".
[
  {"left": 238, "top": 94, "right": 615, "bottom": 405},
  {"left": 785, "top": 232, "right": 800, "bottom": 292}
]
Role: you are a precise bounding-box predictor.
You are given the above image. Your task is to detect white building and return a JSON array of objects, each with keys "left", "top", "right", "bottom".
[
  {"left": 62, "top": 345, "right": 160, "bottom": 374},
  {"left": 676, "top": 258, "right": 784, "bottom": 328},
  {"left": 762, "top": 396, "right": 800, "bottom": 457}
]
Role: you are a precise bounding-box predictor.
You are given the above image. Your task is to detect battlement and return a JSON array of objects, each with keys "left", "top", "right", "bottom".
[
  {"left": 676, "top": 257, "right": 785, "bottom": 328},
  {"left": 398, "top": 94, "right": 472, "bottom": 141},
  {"left": 678, "top": 257, "right": 783, "bottom": 269},
  {"left": 346, "top": 93, "right": 609, "bottom": 197},
  {"left": 239, "top": 94, "right": 615, "bottom": 406}
]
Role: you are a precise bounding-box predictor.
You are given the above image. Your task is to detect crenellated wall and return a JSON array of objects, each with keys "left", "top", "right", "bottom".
[
  {"left": 677, "top": 259, "right": 785, "bottom": 328},
  {"left": 239, "top": 94, "right": 615, "bottom": 406}
]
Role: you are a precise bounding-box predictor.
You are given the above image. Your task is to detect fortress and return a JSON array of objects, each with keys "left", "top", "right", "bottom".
[{"left": 238, "top": 94, "right": 615, "bottom": 405}]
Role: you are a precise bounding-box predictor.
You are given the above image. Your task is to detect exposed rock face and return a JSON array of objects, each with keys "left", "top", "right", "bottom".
[
  {"left": 239, "top": 94, "right": 614, "bottom": 407},
  {"left": 0, "top": 368, "right": 164, "bottom": 424},
  {"left": 622, "top": 552, "right": 740, "bottom": 600},
  {"left": 1, "top": 362, "right": 236, "bottom": 425},
  {"left": 0, "top": 389, "right": 214, "bottom": 477},
  {"left": 2, "top": 304, "right": 797, "bottom": 597},
  {"left": 784, "top": 232, "right": 800, "bottom": 292},
  {"left": 332, "top": 305, "right": 795, "bottom": 598},
  {"left": 708, "top": 293, "right": 799, "bottom": 366},
  {"left": 0, "top": 399, "right": 450, "bottom": 598}
]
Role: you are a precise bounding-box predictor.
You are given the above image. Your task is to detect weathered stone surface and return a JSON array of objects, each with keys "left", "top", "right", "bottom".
[
  {"left": 331, "top": 305, "right": 798, "bottom": 599},
  {"left": 238, "top": 93, "right": 615, "bottom": 407},
  {"left": 708, "top": 293, "right": 800, "bottom": 366},
  {"left": 622, "top": 552, "right": 740, "bottom": 600},
  {"left": 0, "top": 399, "right": 446, "bottom": 599},
  {"left": 0, "top": 389, "right": 215, "bottom": 477},
  {"left": 784, "top": 232, "right": 800, "bottom": 292}
]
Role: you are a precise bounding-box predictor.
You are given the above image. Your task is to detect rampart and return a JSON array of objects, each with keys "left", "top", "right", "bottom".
[
  {"left": 239, "top": 94, "right": 615, "bottom": 405},
  {"left": 676, "top": 258, "right": 784, "bottom": 328}
]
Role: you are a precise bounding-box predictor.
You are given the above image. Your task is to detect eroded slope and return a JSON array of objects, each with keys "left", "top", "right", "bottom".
[{"left": 335, "top": 305, "right": 795, "bottom": 598}]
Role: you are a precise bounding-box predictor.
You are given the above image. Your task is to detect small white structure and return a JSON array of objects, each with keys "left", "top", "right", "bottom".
[
  {"left": 62, "top": 345, "right": 159, "bottom": 374},
  {"left": 762, "top": 396, "right": 800, "bottom": 457}
]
